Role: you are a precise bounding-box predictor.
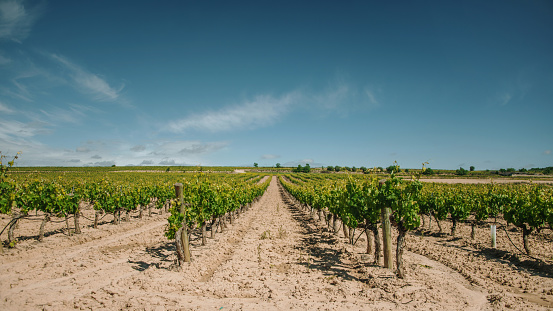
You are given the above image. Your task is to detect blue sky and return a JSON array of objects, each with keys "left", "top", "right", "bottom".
[{"left": 1, "top": 0, "right": 552, "bottom": 169}]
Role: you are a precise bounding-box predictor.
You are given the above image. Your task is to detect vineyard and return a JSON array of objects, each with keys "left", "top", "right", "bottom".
[{"left": 1, "top": 159, "right": 553, "bottom": 309}]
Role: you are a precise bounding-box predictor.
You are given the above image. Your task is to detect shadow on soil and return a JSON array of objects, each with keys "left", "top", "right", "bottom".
[
  {"left": 279, "top": 186, "right": 364, "bottom": 283},
  {"left": 129, "top": 241, "right": 175, "bottom": 271},
  {"left": 412, "top": 229, "right": 553, "bottom": 278}
]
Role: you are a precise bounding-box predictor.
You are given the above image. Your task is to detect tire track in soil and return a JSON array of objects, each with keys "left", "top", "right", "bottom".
[
  {"left": 407, "top": 232, "right": 553, "bottom": 309},
  {"left": 0, "top": 216, "right": 169, "bottom": 309}
]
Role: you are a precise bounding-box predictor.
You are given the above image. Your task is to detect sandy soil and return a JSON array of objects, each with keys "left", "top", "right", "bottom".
[{"left": 0, "top": 176, "right": 551, "bottom": 310}]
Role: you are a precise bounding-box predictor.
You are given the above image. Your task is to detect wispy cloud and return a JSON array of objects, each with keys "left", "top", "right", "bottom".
[
  {"left": 499, "top": 93, "right": 512, "bottom": 106},
  {"left": 50, "top": 54, "right": 124, "bottom": 103},
  {"left": 159, "top": 158, "right": 176, "bottom": 165},
  {"left": 283, "top": 159, "right": 324, "bottom": 167},
  {"left": 364, "top": 87, "right": 380, "bottom": 107},
  {"left": 0, "top": 101, "right": 15, "bottom": 114},
  {"left": 0, "top": 52, "right": 11, "bottom": 64},
  {"left": 0, "top": 119, "right": 50, "bottom": 141},
  {"left": 545, "top": 150, "right": 551, "bottom": 155},
  {"left": 39, "top": 104, "right": 93, "bottom": 124},
  {"left": 309, "top": 79, "right": 382, "bottom": 117},
  {"left": 149, "top": 140, "right": 228, "bottom": 157},
  {"left": 131, "top": 145, "right": 146, "bottom": 152},
  {"left": 313, "top": 83, "right": 350, "bottom": 111},
  {"left": 261, "top": 154, "right": 280, "bottom": 160},
  {"left": 166, "top": 92, "right": 298, "bottom": 133},
  {"left": 0, "top": 0, "right": 43, "bottom": 43}
]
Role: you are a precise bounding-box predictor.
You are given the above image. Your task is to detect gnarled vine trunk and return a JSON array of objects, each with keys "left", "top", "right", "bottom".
[
  {"left": 451, "top": 218, "right": 457, "bottom": 237},
  {"left": 332, "top": 214, "right": 339, "bottom": 234},
  {"left": 175, "top": 227, "right": 185, "bottom": 266},
  {"left": 365, "top": 222, "right": 373, "bottom": 254},
  {"left": 8, "top": 214, "right": 20, "bottom": 246},
  {"left": 38, "top": 213, "right": 51, "bottom": 241},
  {"left": 342, "top": 221, "right": 349, "bottom": 239},
  {"left": 201, "top": 221, "right": 207, "bottom": 246},
  {"left": 396, "top": 227, "right": 407, "bottom": 279},
  {"left": 372, "top": 225, "right": 381, "bottom": 265},
  {"left": 211, "top": 216, "right": 217, "bottom": 238},
  {"left": 523, "top": 226, "right": 533, "bottom": 255},
  {"left": 74, "top": 212, "right": 81, "bottom": 234},
  {"left": 94, "top": 210, "right": 100, "bottom": 228},
  {"left": 434, "top": 214, "right": 443, "bottom": 233}
]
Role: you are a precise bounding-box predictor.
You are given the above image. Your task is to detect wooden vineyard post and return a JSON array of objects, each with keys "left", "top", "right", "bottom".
[
  {"left": 380, "top": 180, "right": 393, "bottom": 269},
  {"left": 381, "top": 205, "right": 393, "bottom": 269},
  {"left": 174, "top": 183, "right": 191, "bottom": 263}
]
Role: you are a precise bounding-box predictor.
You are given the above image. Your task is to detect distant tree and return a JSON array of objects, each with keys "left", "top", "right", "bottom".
[
  {"left": 254, "top": 163, "right": 258, "bottom": 168},
  {"left": 506, "top": 168, "right": 516, "bottom": 172},
  {"left": 404, "top": 169, "right": 409, "bottom": 173},
  {"left": 334, "top": 166, "right": 341, "bottom": 172},
  {"left": 360, "top": 166, "right": 367, "bottom": 173},
  {"left": 422, "top": 167, "right": 434, "bottom": 175},
  {"left": 303, "top": 163, "right": 311, "bottom": 173},
  {"left": 499, "top": 168, "right": 506, "bottom": 173},
  {"left": 386, "top": 165, "right": 400, "bottom": 174},
  {"left": 111, "top": 164, "right": 116, "bottom": 167},
  {"left": 292, "top": 164, "right": 302, "bottom": 173},
  {"left": 377, "top": 167, "right": 384, "bottom": 172},
  {"left": 165, "top": 167, "right": 170, "bottom": 172},
  {"left": 344, "top": 166, "right": 351, "bottom": 172},
  {"left": 275, "top": 163, "right": 281, "bottom": 168},
  {"left": 456, "top": 167, "right": 468, "bottom": 175},
  {"left": 351, "top": 166, "right": 357, "bottom": 172},
  {"left": 327, "top": 166, "right": 334, "bottom": 171},
  {"left": 470, "top": 166, "right": 475, "bottom": 172},
  {"left": 519, "top": 168, "right": 527, "bottom": 172}
]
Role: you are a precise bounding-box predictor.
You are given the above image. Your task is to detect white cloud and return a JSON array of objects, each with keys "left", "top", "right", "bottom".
[
  {"left": 309, "top": 80, "right": 381, "bottom": 116},
  {"left": 0, "top": 53, "right": 11, "bottom": 65},
  {"left": 0, "top": 119, "right": 50, "bottom": 141},
  {"left": 0, "top": 101, "right": 15, "bottom": 114},
  {"left": 545, "top": 150, "right": 551, "bottom": 155},
  {"left": 0, "top": 134, "right": 221, "bottom": 167},
  {"left": 261, "top": 154, "right": 280, "bottom": 160},
  {"left": 499, "top": 93, "right": 512, "bottom": 106},
  {"left": 0, "top": 0, "right": 42, "bottom": 43},
  {"left": 50, "top": 54, "right": 124, "bottom": 102},
  {"left": 148, "top": 140, "right": 227, "bottom": 157},
  {"left": 39, "top": 104, "right": 92, "bottom": 124},
  {"left": 313, "top": 83, "right": 350, "bottom": 111},
  {"left": 86, "top": 160, "right": 115, "bottom": 167},
  {"left": 166, "top": 92, "right": 298, "bottom": 133},
  {"left": 364, "top": 87, "right": 380, "bottom": 107},
  {"left": 284, "top": 159, "right": 323, "bottom": 167},
  {"left": 131, "top": 145, "right": 146, "bottom": 152},
  {"left": 159, "top": 158, "right": 176, "bottom": 165}
]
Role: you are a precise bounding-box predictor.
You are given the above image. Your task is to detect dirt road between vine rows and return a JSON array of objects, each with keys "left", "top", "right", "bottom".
[{"left": 0, "top": 176, "right": 548, "bottom": 310}]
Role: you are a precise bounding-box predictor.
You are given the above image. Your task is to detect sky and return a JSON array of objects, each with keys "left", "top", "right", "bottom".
[{"left": 1, "top": 0, "right": 552, "bottom": 170}]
